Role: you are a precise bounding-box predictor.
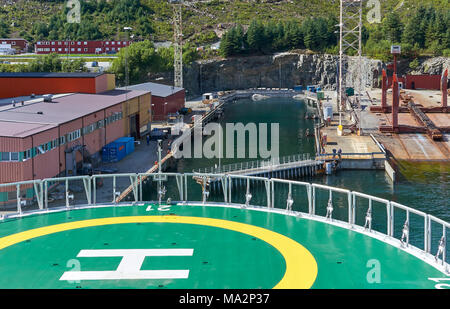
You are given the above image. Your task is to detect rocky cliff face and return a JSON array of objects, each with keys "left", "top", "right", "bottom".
[
  {"left": 181, "top": 52, "right": 383, "bottom": 97},
  {"left": 410, "top": 57, "right": 450, "bottom": 75},
  {"left": 148, "top": 52, "right": 447, "bottom": 98}
]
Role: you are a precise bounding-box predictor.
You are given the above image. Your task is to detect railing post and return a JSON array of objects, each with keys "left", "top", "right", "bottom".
[
  {"left": 16, "top": 184, "right": 21, "bottom": 214},
  {"left": 387, "top": 202, "right": 393, "bottom": 237},
  {"left": 311, "top": 185, "right": 316, "bottom": 215},
  {"left": 271, "top": 179, "right": 275, "bottom": 209},
  {"left": 424, "top": 215, "right": 429, "bottom": 253},
  {"left": 348, "top": 191, "right": 353, "bottom": 227},
  {"left": 44, "top": 181, "right": 49, "bottom": 209},
  {"left": 184, "top": 174, "right": 188, "bottom": 202},
  {"left": 93, "top": 176, "right": 97, "bottom": 205},
  {"left": 307, "top": 184, "right": 312, "bottom": 214},
  {"left": 426, "top": 215, "right": 431, "bottom": 253},
  {"left": 139, "top": 175, "right": 143, "bottom": 202}
]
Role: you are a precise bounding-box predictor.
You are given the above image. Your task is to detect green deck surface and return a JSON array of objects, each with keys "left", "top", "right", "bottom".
[{"left": 0, "top": 204, "right": 444, "bottom": 289}]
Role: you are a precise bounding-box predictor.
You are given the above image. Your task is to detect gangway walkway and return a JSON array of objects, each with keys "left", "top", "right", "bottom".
[{"left": 193, "top": 153, "right": 324, "bottom": 182}]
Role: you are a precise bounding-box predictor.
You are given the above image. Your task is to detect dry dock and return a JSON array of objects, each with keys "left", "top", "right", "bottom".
[{"left": 367, "top": 88, "right": 450, "bottom": 161}]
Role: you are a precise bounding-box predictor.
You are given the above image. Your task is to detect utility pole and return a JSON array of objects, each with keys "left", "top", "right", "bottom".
[{"left": 124, "top": 27, "right": 132, "bottom": 90}]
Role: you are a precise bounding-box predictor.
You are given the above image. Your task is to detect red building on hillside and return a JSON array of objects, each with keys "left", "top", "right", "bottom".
[
  {"left": 35, "top": 40, "right": 131, "bottom": 54},
  {"left": 0, "top": 38, "right": 29, "bottom": 54}
]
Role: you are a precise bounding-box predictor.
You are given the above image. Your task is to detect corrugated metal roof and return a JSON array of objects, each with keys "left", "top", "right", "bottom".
[
  {"left": 119, "top": 82, "right": 184, "bottom": 98},
  {"left": 0, "top": 72, "right": 105, "bottom": 78},
  {"left": 0, "top": 89, "right": 150, "bottom": 136}
]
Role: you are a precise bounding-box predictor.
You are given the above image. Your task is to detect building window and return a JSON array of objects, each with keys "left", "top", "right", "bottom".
[
  {"left": 77, "top": 42, "right": 81, "bottom": 45},
  {"left": 106, "top": 42, "right": 109, "bottom": 45},
  {"left": 10, "top": 152, "right": 19, "bottom": 161},
  {"left": 71, "top": 48, "right": 75, "bottom": 52},
  {"left": 1, "top": 152, "right": 10, "bottom": 161},
  {"left": 58, "top": 48, "right": 62, "bottom": 52},
  {"left": 112, "top": 42, "right": 115, "bottom": 45},
  {"left": 77, "top": 48, "right": 81, "bottom": 51},
  {"left": 84, "top": 42, "right": 87, "bottom": 45},
  {"left": 12, "top": 41, "right": 16, "bottom": 46},
  {"left": 52, "top": 48, "right": 55, "bottom": 51},
  {"left": 22, "top": 149, "right": 31, "bottom": 161},
  {"left": 51, "top": 42, "right": 55, "bottom": 45},
  {"left": 84, "top": 48, "right": 88, "bottom": 52}
]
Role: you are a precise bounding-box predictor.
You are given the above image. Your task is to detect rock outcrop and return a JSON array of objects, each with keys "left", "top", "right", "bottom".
[
  {"left": 148, "top": 52, "right": 447, "bottom": 98},
  {"left": 410, "top": 57, "right": 450, "bottom": 75}
]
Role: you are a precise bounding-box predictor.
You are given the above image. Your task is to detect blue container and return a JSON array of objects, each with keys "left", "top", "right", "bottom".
[
  {"left": 102, "top": 140, "right": 127, "bottom": 163},
  {"left": 115, "top": 137, "right": 135, "bottom": 156},
  {"left": 294, "top": 85, "right": 303, "bottom": 91}
]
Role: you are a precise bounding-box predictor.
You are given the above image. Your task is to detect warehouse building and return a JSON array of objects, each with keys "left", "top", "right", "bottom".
[
  {"left": 0, "top": 72, "right": 116, "bottom": 99},
  {"left": 120, "top": 82, "right": 185, "bottom": 121},
  {"left": 0, "top": 89, "right": 151, "bottom": 192}
]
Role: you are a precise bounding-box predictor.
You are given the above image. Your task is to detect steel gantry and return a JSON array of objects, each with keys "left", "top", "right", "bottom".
[
  {"left": 339, "top": 0, "right": 363, "bottom": 130},
  {"left": 170, "top": 0, "right": 184, "bottom": 88}
]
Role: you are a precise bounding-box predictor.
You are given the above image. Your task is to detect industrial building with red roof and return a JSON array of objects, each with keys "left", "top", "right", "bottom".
[{"left": 0, "top": 89, "right": 152, "bottom": 193}]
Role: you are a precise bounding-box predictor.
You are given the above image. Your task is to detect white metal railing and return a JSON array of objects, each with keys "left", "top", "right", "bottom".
[{"left": 0, "top": 172, "right": 448, "bottom": 274}]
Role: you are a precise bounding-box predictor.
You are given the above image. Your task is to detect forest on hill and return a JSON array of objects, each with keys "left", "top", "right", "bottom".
[
  {"left": 0, "top": 0, "right": 449, "bottom": 80},
  {"left": 1, "top": 1, "right": 448, "bottom": 52}
]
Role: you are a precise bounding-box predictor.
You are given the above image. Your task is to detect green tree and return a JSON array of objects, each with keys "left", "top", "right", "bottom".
[
  {"left": 284, "top": 20, "right": 303, "bottom": 49},
  {"left": 27, "top": 54, "right": 62, "bottom": 72},
  {"left": 302, "top": 18, "right": 318, "bottom": 51},
  {"left": 0, "top": 20, "right": 10, "bottom": 38},
  {"left": 382, "top": 12, "right": 403, "bottom": 43},
  {"left": 246, "top": 19, "right": 266, "bottom": 53},
  {"left": 272, "top": 21, "right": 286, "bottom": 51},
  {"left": 110, "top": 40, "right": 160, "bottom": 85}
]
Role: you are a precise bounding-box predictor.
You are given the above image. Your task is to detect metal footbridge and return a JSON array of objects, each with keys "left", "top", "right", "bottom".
[{"left": 193, "top": 153, "right": 324, "bottom": 179}]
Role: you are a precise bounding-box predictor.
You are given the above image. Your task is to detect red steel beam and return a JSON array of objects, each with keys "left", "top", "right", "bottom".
[
  {"left": 392, "top": 74, "right": 399, "bottom": 132},
  {"left": 442, "top": 69, "right": 448, "bottom": 111},
  {"left": 382, "top": 69, "right": 388, "bottom": 112}
]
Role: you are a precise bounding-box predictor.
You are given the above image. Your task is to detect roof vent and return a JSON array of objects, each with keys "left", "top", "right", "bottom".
[
  {"left": 43, "top": 94, "right": 53, "bottom": 102},
  {"left": 37, "top": 111, "right": 43, "bottom": 115}
]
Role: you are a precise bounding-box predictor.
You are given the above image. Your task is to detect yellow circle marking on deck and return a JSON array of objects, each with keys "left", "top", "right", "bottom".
[{"left": 0, "top": 216, "right": 318, "bottom": 289}]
